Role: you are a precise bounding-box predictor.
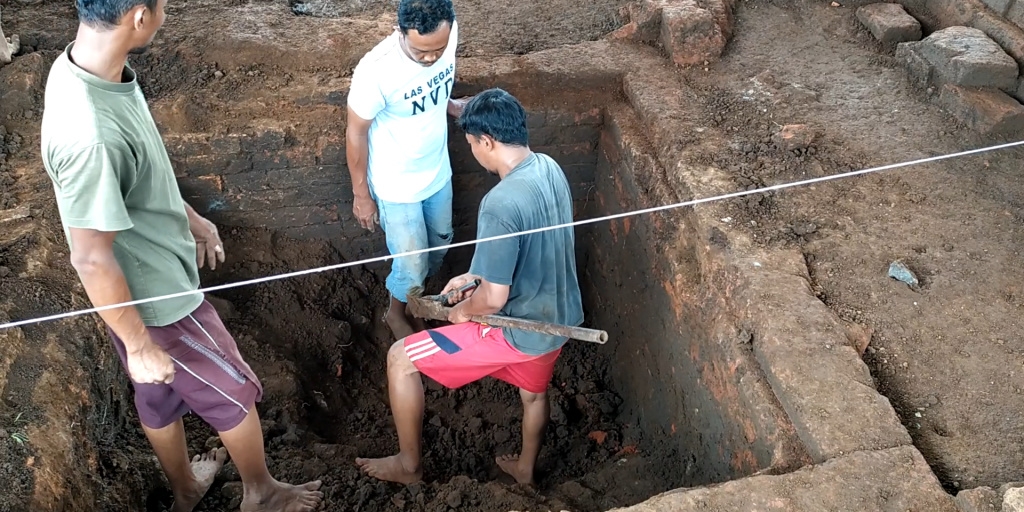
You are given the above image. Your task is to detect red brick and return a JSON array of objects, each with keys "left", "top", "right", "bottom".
[
  {"left": 773, "top": 124, "right": 818, "bottom": 151},
  {"left": 938, "top": 84, "right": 1024, "bottom": 136},
  {"left": 661, "top": 0, "right": 728, "bottom": 66}
]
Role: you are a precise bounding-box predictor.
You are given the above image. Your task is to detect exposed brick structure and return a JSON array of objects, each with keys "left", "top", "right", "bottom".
[
  {"left": 167, "top": 110, "right": 600, "bottom": 263},
  {"left": 609, "top": 0, "right": 736, "bottom": 66}
]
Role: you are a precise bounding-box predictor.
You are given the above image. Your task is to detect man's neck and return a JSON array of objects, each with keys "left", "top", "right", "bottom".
[
  {"left": 495, "top": 147, "right": 533, "bottom": 179},
  {"left": 69, "top": 26, "right": 131, "bottom": 83}
]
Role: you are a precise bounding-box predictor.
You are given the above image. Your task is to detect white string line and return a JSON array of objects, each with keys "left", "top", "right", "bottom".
[{"left": 1, "top": 139, "right": 1021, "bottom": 332}]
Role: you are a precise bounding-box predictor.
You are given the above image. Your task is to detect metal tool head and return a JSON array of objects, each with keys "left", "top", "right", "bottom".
[{"left": 405, "top": 291, "right": 448, "bottom": 322}]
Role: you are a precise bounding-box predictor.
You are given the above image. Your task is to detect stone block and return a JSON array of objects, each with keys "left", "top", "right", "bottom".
[
  {"left": 209, "top": 134, "right": 242, "bottom": 154},
  {"left": 224, "top": 165, "right": 349, "bottom": 192},
  {"left": 240, "top": 128, "right": 286, "bottom": 152},
  {"left": 938, "top": 84, "right": 1024, "bottom": 136},
  {"left": 896, "top": 41, "right": 934, "bottom": 88},
  {"left": 856, "top": 3, "right": 923, "bottom": 44},
  {"left": 1006, "top": 487, "right": 1024, "bottom": 512},
  {"left": 954, "top": 486, "right": 1000, "bottom": 512},
  {"left": 970, "top": 10, "right": 1024, "bottom": 67},
  {"left": 607, "top": 447, "right": 957, "bottom": 512},
  {"left": 918, "top": 26, "right": 1019, "bottom": 91},
  {"left": 536, "top": 143, "right": 600, "bottom": 168},
  {"left": 545, "top": 108, "right": 604, "bottom": 127},
  {"left": 529, "top": 124, "right": 602, "bottom": 146},
  {"left": 1015, "top": 76, "right": 1024, "bottom": 102},
  {"left": 982, "top": 0, "right": 1014, "bottom": 16},
  {"left": 661, "top": 0, "right": 728, "bottom": 66},
  {"left": 1009, "top": 1, "right": 1024, "bottom": 32}
]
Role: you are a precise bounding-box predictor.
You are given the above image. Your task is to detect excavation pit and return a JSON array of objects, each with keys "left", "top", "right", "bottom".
[{"left": 154, "top": 83, "right": 808, "bottom": 511}]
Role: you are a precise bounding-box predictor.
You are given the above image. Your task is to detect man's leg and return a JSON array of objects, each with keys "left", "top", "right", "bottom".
[
  {"left": 496, "top": 389, "right": 549, "bottom": 485},
  {"left": 491, "top": 347, "right": 563, "bottom": 485},
  {"left": 355, "top": 339, "right": 426, "bottom": 484},
  {"left": 422, "top": 180, "right": 453, "bottom": 278},
  {"left": 377, "top": 198, "right": 430, "bottom": 339},
  {"left": 109, "top": 326, "right": 227, "bottom": 512},
  {"left": 175, "top": 303, "right": 323, "bottom": 511},
  {"left": 142, "top": 420, "right": 227, "bottom": 512},
  {"left": 217, "top": 407, "right": 324, "bottom": 512}
]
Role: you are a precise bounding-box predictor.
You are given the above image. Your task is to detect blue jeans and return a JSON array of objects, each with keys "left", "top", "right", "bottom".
[{"left": 376, "top": 180, "right": 453, "bottom": 303}]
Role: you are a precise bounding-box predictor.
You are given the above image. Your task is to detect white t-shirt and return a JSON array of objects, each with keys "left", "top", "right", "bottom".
[{"left": 347, "top": 20, "right": 459, "bottom": 204}]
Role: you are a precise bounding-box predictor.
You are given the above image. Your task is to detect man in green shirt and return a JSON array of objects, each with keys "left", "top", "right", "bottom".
[{"left": 40, "top": 1, "right": 323, "bottom": 511}]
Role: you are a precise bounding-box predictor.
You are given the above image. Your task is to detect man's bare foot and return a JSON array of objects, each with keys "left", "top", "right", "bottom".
[
  {"left": 496, "top": 454, "right": 534, "bottom": 485},
  {"left": 240, "top": 480, "right": 323, "bottom": 512},
  {"left": 355, "top": 454, "right": 423, "bottom": 484},
  {"left": 171, "top": 447, "right": 228, "bottom": 512}
]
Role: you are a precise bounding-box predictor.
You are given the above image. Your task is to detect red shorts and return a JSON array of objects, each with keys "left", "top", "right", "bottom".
[{"left": 404, "top": 322, "right": 561, "bottom": 394}]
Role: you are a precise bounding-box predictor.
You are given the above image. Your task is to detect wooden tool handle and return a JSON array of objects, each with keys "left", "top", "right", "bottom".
[{"left": 470, "top": 314, "right": 609, "bottom": 344}]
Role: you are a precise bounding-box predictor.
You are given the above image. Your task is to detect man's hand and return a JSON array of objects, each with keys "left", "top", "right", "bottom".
[
  {"left": 448, "top": 303, "right": 473, "bottom": 324},
  {"left": 185, "top": 205, "right": 225, "bottom": 270},
  {"left": 126, "top": 339, "right": 176, "bottom": 384},
  {"left": 353, "top": 194, "right": 379, "bottom": 232},
  {"left": 447, "top": 96, "right": 474, "bottom": 118},
  {"left": 441, "top": 273, "right": 481, "bottom": 303}
]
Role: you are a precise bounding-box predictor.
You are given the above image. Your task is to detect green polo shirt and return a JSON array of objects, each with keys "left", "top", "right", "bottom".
[{"left": 40, "top": 43, "right": 203, "bottom": 326}]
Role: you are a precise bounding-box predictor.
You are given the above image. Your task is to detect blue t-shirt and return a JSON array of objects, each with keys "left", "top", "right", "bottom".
[{"left": 469, "top": 152, "right": 584, "bottom": 355}]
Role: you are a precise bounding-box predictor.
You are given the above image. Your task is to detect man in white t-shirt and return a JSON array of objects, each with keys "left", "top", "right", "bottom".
[{"left": 346, "top": 0, "right": 471, "bottom": 340}]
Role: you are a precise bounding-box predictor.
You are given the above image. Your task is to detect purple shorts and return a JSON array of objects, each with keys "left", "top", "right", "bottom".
[{"left": 109, "top": 299, "right": 263, "bottom": 432}]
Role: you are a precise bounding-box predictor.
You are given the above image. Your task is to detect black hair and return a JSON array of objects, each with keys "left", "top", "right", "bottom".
[
  {"left": 397, "top": 0, "right": 455, "bottom": 35},
  {"left": 76, "top": 0, "right": 159, "bottom": 29},
  {"left": 458, "top": 88, "right": 530, "bottom": 147}
]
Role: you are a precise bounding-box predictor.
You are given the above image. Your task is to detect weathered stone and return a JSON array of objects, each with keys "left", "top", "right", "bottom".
[
  {"left": 0, "top": 5, "right": 20, "bottom": 66},
  {"left": 1009, "top": 1, "right": 1024, "bottom": 32},
  {"left": 0, "top": 204, "right": 30, "bottom": 224},
  {"left": 773, "top": 124, "right": 818, "bottom": 150},
  {"left": 607, "top": 447, "right": 957, "bottom": 512},
  {"left": 918, "top": 26, "right": 1019, "bottom": 91},
  {"left": 1015, "top": 77, "right": 1024, "bottom": 103},
  {"left": 956, "top": 487, "right": 1000, "bottom": 512},
  {"left": 896, "top": 41, "right": 934, "bottom": 88},
  {"left": 1005, "top": 487, "right": 1024, "bottom": 512},
  {"left": 938, "top": 84, "right": 1024, "bottom": 136},
  {"left": 982, "top": 0, "right": 1014, "bottom": 16},
  {"left": 998, "top": 481, "right": 1024, "bottom": 497},
  {"left": 970, "top": 10, "right": 1024, "bottom": 67},
  {"left": 856, "top": 3, "right": 922, "bottom": 44},
  {"left": 661, "top": 0, "right": 728, "bottom": 66}
]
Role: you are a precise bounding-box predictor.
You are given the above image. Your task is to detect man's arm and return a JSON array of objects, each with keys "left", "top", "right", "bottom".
[
  {"left": 69, "top": 227, "right": 175, "bottom": 384},
  {"left": 450, "top": 278, "right": 508, "bottom": 321},
  {"left": 345, "top": 106, "right": 378, "bottom": 231},
  {"left": 447, "top": 95, "right": 474, "bottom": 118}
]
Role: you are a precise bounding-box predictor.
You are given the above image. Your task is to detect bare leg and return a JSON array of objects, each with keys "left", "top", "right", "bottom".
[
  {"left": 216, "top": 406, "right": 324, "bottom": 512},
  {"left": 142, "top": 419, "right": 227, "bottom": 512},
  {"left": 385, "top": 295, "right": 416, "bottom": 340},
  {"left": 497, "top": 389, "right": 549, "bottom": 485},
  {"left": 356, "top": 339, "right": 424, "bottom": 484}
]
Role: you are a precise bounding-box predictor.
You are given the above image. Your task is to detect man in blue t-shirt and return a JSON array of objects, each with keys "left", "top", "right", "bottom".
[{"left": 356, "top": 88, "right": 584, "bottom": 486}]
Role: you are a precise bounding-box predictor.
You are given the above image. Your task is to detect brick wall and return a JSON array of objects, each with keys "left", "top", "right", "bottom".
[
  {"left": 166, "top": 109, "right": 600, "bottom": 266},
  {"left": 578, "top": 106, "right": 805, "bottom": 486}
]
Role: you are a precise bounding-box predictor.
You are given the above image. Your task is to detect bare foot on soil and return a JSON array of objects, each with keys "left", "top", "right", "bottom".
[
  {"left": 172, "top": 447, "right": 227, "bottom": 512},
  {"left": 496, "top": 454, "right": 534, "bottom": 485},
  {"left": 240, "top": 480, "right": 324, "bottom": 512},
  {"left": 355, "top": 455, "right": 423, "bottom": 484}
]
